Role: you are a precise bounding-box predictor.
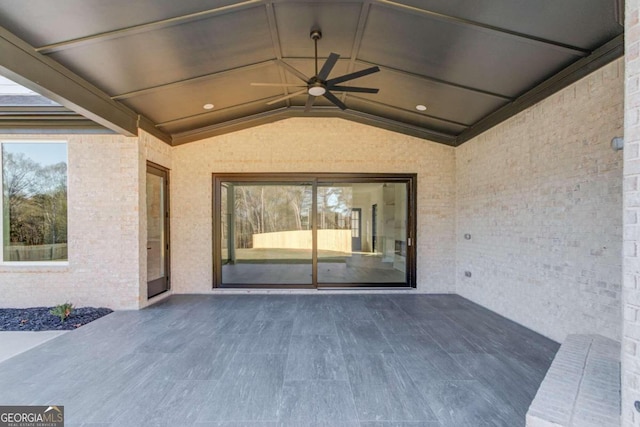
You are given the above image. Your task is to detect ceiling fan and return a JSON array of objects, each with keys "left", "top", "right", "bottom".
[{"left": 251, "top": 29, "right": 380, "bottom": 111}]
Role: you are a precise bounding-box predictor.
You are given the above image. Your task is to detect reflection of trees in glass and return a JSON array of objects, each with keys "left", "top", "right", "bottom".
[
  {"left": 233, "top": 185, "right": 311, "bottom": 248},
  {"left": 2, "top": 151, "right": 67, "bottom": 249},
  {"left": 224, "top": 183, "right": 358, "bottom": 250},
  {"left": 318, "top": 186, "right": 352, "bottom": 230}
]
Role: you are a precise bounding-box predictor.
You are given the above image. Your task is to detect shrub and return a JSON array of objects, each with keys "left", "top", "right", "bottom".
[{"left": 50, "top": 303, "right": 73, "bottom": 322}]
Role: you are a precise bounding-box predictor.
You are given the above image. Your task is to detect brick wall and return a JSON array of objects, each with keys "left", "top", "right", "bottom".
[
  {"left": 624, "top": 0, "right": 640, "bottom": 424},
  {"left": 0, "top": 130, "right": 172, "bottom": 310},
  {"left": 170, "top": 118, "right": 456, "bottom": 294},
  {"left": 0, "top": 134, "right": 142, "bottom": 309},
  {"left": 456, "top": 58, "right": 624, "bottom": 343}
]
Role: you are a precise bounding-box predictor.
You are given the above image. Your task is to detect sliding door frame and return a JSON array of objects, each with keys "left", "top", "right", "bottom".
[{"left": 212, "top": 173, "right": 417, "bottom": 289}]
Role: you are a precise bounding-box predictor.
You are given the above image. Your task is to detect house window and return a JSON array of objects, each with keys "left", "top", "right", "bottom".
[{"left": 1, "top": 141, "right": 68, "bottom": 262}]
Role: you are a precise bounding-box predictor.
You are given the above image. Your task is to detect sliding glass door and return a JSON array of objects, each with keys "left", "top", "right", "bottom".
[
  {"left": 317, "top": 182, "right": 408, "bottom": 285},
  {"left": 220, "top": 181, "right": 313, "bottom": 285},
  {"left": 213, "top": 174, "right": 415, "bottom": 288}
]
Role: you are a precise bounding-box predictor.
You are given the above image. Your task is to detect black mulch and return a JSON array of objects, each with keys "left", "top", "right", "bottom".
[{"left": 0, "top": 307, "right": 113, "bottom": 331}]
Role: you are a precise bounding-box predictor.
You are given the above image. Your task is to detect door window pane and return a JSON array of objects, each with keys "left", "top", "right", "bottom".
[
  {"left": 221, "top": 182, "right": 313, "bottom": 285},
  {"left": 147, "top": 172, "right": 165, "bottom": 282},
  {"left": 317, "top": 182, "right": 407, "bottom": 284},
  {"left": 2, "top": 143, "right": 67, "bottom": 262}
]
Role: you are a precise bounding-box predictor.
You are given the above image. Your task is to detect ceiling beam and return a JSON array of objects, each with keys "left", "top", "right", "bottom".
[
  {"left": 375, "top": 0, "right": 590, "bottom": 56},
  {"left": 138, "top": 115, "right": 172, "bottom": 144},
  {"left": 456, "top": 33, "right": 624, "bottom": 146},
  {"left": 35, "top": 0, "right": 263, "bottom": 54},
  {"left": 0, "top": 25, "right": 140, "bottom": 136},
  {"left": 171, "top": 106, "right": 457, "bottom": 146}
]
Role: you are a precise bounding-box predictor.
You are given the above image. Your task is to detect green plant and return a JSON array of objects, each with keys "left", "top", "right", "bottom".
[{"left": 50, "top": 303, "right": 73, "bottom": 322}]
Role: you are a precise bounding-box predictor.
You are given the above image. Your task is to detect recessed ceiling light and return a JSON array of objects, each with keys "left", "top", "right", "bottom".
[
  {"left": 416, "top": 104, "right": 427, "bottom": 111},
  {"left": 203, "top": 103, "right": 214, "bottom": 110}
]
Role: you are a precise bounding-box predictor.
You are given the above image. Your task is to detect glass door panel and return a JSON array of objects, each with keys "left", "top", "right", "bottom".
[
  {"left": 220, "top": 182, "right": 313, "bottom": 285},
  {"left": 147, "top": 165, "right": 169, "bottom": 298},
  {"left": 317, "top": 182, "right": 408, "bottom": 285}
]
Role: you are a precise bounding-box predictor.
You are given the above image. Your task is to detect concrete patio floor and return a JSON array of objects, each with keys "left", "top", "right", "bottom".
[
  {"left": 0, "top": 294, "right": 558, "bottom": 426},
  {"left": 0, "top": 330, "right": 67, "bottom": 363}
]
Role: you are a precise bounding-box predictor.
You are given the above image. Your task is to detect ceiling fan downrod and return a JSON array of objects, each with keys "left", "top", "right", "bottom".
[{"left": 311, "top": 29, "right": 322, "bottom": 77}]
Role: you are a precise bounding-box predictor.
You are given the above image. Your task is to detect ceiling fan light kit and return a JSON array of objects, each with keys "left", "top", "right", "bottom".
[{"left": 252, "top": 28, "right": 380, "bottom": 112}]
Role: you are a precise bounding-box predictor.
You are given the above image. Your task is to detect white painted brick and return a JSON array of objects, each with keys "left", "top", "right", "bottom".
[
  {"left": 527, "top": 334, "right": 621, "bottom": 427},
  {"left": 0, "top": 134, "right": 142, "bottom": 309},
  {"left": 456, "top": 58, "right": 624, "bottom": 343},
  {"left": 170, "top": 118, "right": 456, "bottom": 294},
  {"left": 624, "top": 4, "right": 640, "bottom": 426}
]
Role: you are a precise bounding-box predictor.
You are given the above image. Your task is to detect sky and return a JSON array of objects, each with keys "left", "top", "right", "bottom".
[
  {"left": 0, "top": 76, "right": 35, "bottom": 95},
  {"left": 3, "top": 143, "right": 67, "bottom": 166}
]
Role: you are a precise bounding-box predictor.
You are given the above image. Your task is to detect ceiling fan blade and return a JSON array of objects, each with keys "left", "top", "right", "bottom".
[
  {"left": 251, "top": 82, "right": 306, "bottom": 87},
  {"left": 326, "top": 66, "right": 380, "bottom": 86},
  {"left": 317, "top": 53, "right": 340, "bottom": 81},
  {"left": 277, "top": 59, "right": 310, "bottom": 83},
  {"left": 323, "top": 90, "right": 347, "bottom": 110},
  {"left": 328, "top": 85, "right": 379, "bottom": 94},
  {"left": 266, "top": 89, "right": 308, "bottom": 105},
  {"left": 304, "top": 95, "right": 317, "bottom": 112}
]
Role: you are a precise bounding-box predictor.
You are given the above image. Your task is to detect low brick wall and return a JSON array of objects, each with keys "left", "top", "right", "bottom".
[{"left": 526, "top": 334, "right": 621, "bottom": 427}]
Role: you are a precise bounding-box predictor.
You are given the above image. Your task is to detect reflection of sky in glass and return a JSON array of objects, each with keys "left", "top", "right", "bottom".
[{"left": 3, "top": 143, "right": 67, "bottom": 166}]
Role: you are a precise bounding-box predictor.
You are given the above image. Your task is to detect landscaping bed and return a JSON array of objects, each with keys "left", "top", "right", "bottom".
[{"left": 0, "top": 306, "right": 113, "bottom": 331}]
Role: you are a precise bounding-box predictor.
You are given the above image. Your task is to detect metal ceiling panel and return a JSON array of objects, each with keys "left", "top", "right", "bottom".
[
  {"left": 391, "top": 0, "right": 622, "bottom": 50},
  {"left": 159, "top": 100, "right": 281, "bottom": 134},
  {"left": 121, "top": 63, "right": 284, "bottom": 124},
  {"left": 275, "top": 1, "right": 363, "bottom": 58},
  {"left": 358, "top": 4, "right": 583, "bottom": 97},
  {"left": 281, "top": 58, "right": 351, "bottom": 83},
  {"left": 47, "top": 6, "right": 274, "bottom": 95},
  {"left": 0, "top": 0, "right": 243, "bottom": 47},
  {"left": 345, "top": 96, "right": 467, "bottom": 136},
  {"left": 0, "top": 0, "right": 625, "bottom": 145},
  {"left": 350, "top": 64, "right": 508, "bottom": 125}
]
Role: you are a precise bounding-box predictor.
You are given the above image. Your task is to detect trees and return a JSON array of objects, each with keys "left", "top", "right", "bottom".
[
  {"left": 229, "top": 184, "right": 312, "bottom": 249},
  {"left": 2, "top": 151, "right": 67, "bottom": 259},
  {"left": 223, "top": 183, "right": 354, "bottom": 250}
]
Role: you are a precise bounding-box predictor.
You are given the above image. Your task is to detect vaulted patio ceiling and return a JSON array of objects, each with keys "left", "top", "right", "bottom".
[{"left": 0, "top": 0, "right": 624, "bottom": 146}]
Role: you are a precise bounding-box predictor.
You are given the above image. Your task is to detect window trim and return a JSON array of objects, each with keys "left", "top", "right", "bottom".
[{"left": 0, "top": 139, "right": 69, "bottom": 265}]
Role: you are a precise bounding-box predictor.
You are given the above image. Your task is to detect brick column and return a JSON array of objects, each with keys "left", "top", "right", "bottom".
[{"left": 625, "top": 1, "right": 640, "bottom": 425}]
